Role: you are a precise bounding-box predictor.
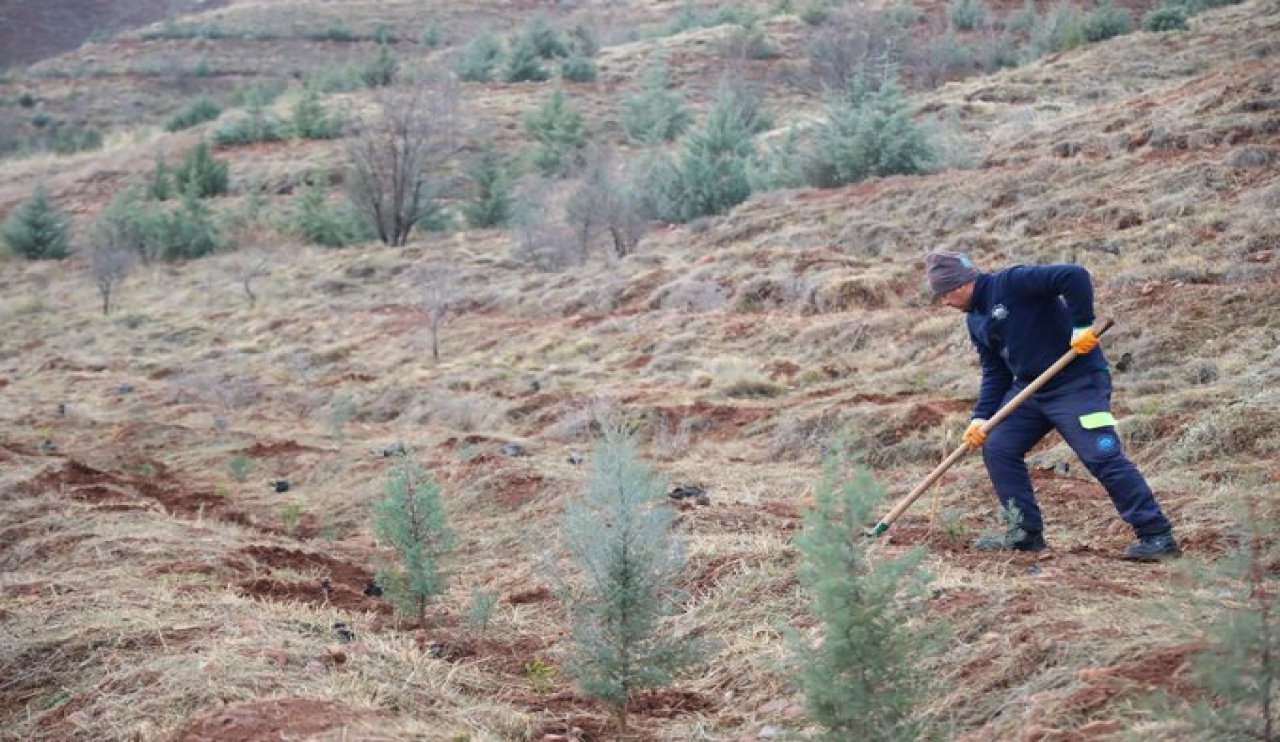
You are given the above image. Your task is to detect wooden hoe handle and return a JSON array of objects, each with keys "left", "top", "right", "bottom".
[{"left": 865, "top": 318, "right": 1115, "bottom": 537}]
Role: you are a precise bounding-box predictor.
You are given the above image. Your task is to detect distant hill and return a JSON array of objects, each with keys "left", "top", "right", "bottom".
[{"left": 0, "top": 0, "right": 226, "bottom": 70}]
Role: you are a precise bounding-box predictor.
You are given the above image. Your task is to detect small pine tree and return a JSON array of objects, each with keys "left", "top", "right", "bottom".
[
  {"left": 949, "top": 0, "right": 988, "bottom": 30},
  {"left": 560, "top": 55, "right": 597, "bottom": 83},
  {"left": 165, "top": 96, "right": 223, "bottom": 132},
  {"left": 805, "top": 77, "right": 934, "bottom": 189},
  {"left": 503, "top": 36, "right": 551, "bottom": 83},
  {"left": 290, "top": 89, "right": 343, "bottom": 139},
  {"left": 146, "top": 156, "right": 173, "bottom": 201},
  {"left": 173, "top": 140, "right": 229, "bottom": 198},
  {"left": 562, "top": 430, "right": 703, "bottom": 737},
  {"left": 456, "top": 32, "right": 503, "bottom": 82},
  {"left": 1165, "top": 507, "right": 1280, "bottom": 739},
  {"left": 2, "top": 185, "right": 71, "bottom": 260},
  {"left": 522, "top": 15, "right": 569, "bottom": 58},
  {"left": 291, "top": 174, "right": 367, "bottom": 247},
  {"left": 524, "top": 88, "right": 588, "bottom": 177},
  {"left": 649, "top": 84, "right": 761, "bottom": 222},
  {"left": 155, "top": 186, "right": 221, "bottom": 260},
  {"left": 361, "top": 42, "right": 399, "bottom": 88},
  {"left": 1080, "top": 0, "right": 1132, "bottom": 41},
  {"left": 373, "top": 459, "right": 452, "bottom": 627},
  {"left": 792, "top": 463, "right": 938, "bottom": 740},
  {"left": 1143, "top": 6, "right": 1189, "bottom": 31},
  {"left": 462, "top": 144, "right": 513, "bottom": 228},
  {"left": 622, "top": 61, "right": 693, "bottom": 145}
]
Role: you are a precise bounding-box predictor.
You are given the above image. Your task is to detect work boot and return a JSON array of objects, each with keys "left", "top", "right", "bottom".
[
  {"left": 1122, "top": 530, "right": 1181, "bottom": 561},
  {"left": 973, "top": 529, "right": 1046, "bottom": 552}
]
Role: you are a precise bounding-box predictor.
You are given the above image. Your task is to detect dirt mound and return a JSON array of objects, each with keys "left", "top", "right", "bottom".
[
  {"left": 176, "top": 698, "right": 364, "bottom": 741},
  {"left": 233, "top": 545, "right": 383, "bottom": 612}
]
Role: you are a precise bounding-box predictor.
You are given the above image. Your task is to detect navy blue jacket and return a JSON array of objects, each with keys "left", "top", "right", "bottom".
[{"left": 967, "top": 264, "right": 1108, "bottom": 419}]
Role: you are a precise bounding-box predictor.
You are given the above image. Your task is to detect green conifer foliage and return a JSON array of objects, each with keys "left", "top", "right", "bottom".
[
  {"left": 524, "top": 88, "right": 587, "bottom": 177},
  {"left": 562, "top": 431, "right": 703, "bottom": 737},
  {"left": 806, "top": 77, "right": 934, "bottom": 188},
  {"left": 456, "top": 33, "right": 503, "bottom": 82},
  {"left": 1174, "top": 510, "right": 1280, "bottom": 738},
  {"left": 290, "top": 90, "right": 344, "bottom": 139},
  {"left": 173, "top": 141, "right": 229, "bottom": 198},
  {"left": 373, "top": 460, "right": 452, "bottom": 627},
  {"left": 361, "top": 42, "right": 399, "bottom": 88},
  {"left": 1, "top": 185, "right": 71, "bottom": 260},
  {"left": 502, "top": 36, "right": 551, "bottom": 83},
  {"left": 792, "top": 463, "right": 938, "bottom": 740},
  {"left": 621, "top": 62, "right": 693, "bottom": 145},
  {"left": 647, "top": 85, "right": 762, "bottom": 222},
  {"left": 463, "top": 145, "right": 513, "bottom": 228}
]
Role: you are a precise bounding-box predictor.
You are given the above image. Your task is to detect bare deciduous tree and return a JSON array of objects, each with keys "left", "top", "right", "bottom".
[
  {"left": 226, "top": 243, "right": 278, "bottom": 308},
  {"left": 415, "top": 262, "right": 459, "bottom": 362},
  {"left": 87, "top": 242, "right": 136, "bottom": 316},
  {"left": 566, "top": 148, "right": 647, "bottom": 261},
  {"left": 805, "top": 5, "right": 905, "bottom": 93},
  {"left": 346, "top": 80, "right": 463, "bottom": 246}
]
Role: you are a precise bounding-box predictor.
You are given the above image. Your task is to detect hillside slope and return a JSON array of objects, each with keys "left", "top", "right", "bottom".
[{"left": 1, "top": 0, "right": 1278, "bottom": 739}]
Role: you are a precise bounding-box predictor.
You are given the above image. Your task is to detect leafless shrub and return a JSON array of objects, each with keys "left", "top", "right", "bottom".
[
  {"left": 804, "top": 4, "right": 907, "bottom": 92},
  {"left": 419, "top": 393, "right": 500, "bottom": 432},
  {"left": 346, "top": 79, "right": 463, "bottom": 246},
  {"left": 650, "top": 414, "right": 696, "bottom": 460},
  {"left": 565, "top": 148, "right": 648, "bottom": 261},
  {"left": 511, "top": 176, "right": 579, "bottom": 272},
  {"left": 545, "top": 395, "right": 622, "bottom": 442},
  {"left": 769, "top": 409, "right": 843, "bottom": 460},
  {"left": 647, "top": 278, "right": 729, "bottom": 312},
  {"left": 226, "top": 243, "right": 279, "bottom": 308},
  {"left": 86, "top": 241, "right": 136, "bottom": 316},
  {"left": 414, "top": 262, "right": 459, "bottom": 362}
]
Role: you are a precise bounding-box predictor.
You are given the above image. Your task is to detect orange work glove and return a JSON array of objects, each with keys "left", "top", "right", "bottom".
[
  {"left": 964, "top": 419, "right": 988, "bottom": 449},
  {"left": 1070, "top": 326, "right": 1099, "bottom": 355}
]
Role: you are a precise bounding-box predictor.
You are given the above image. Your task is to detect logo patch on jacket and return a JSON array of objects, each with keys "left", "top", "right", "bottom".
[
  {"left": 1097, "top": 434, "right": 1118, "bottom": 452},
  {"left": 992, "top": 304, "right": 1008, "bottom": 321}
]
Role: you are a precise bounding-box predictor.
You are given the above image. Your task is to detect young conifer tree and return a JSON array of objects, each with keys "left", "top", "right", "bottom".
[
  {"left": 562, "top": 430, "right": 702, "bottom": 737},
  {"left": 373, "top": 459, "right": 452, "bottom": 627},
  {"left": 1172, "top": 505, "right": 1280, "bottom": 738},
  {"left": 1, "top": 185, "right": 70, "bottom": 260},
  {"left": 793, "top": 461, "right": 939, "bottom": 740}
]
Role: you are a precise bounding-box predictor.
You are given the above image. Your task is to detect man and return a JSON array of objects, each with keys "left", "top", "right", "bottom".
[{"left": 926, "top": 250, "right": 1180, "bottom": 561}]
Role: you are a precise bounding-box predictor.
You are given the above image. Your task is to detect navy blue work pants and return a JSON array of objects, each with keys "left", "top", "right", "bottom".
[{"left": 982, "top": 370, "right": 1171, "bottom": 537}]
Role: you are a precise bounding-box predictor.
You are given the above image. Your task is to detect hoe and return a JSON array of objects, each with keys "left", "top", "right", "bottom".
[{"left": 866, "top": 318, "right": 1115, "bottom": 537}]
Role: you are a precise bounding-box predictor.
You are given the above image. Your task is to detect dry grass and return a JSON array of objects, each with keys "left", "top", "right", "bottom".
[{"left": 2, "top": 0, "right": 1280, "bottom": 738}]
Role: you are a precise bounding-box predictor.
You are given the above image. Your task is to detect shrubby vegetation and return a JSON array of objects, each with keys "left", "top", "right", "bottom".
[
  {"left": 463, "top": 144, "right": 514, "bottom": 229},
  {"left": 165, "top": 97, "right": 223, "bottom": 132},
  {"left": 561, "top": 431, "right": 705, "bottom": 737},
  {"left": 802, "top": 77, "right": 934, "bottom": 188},
  {"left": 1, "top": 185, "right": 71, "bottom": 260},
  {"left": 289, "top": 175, "right": 370, "bottom": 247},
  {"left": 456, "top": 32, "right": 504, "bottom": 82},
  {"left": 289, "top": 90, "right": 344, "bottom": 139},
  {"left": 621, "top": 61, "right": 693, "bottom": 145},
  {"left": 374, "top": 460, "right": 452, "bottom": 627},
  {"left": 793, "top": 463, "right": 939, "bottom": 739},
  {"left": 638, "top": 84, "right": 766, "bottom": 223},
  {"left": 524, "top": 88, "right": 588, "bottom": 177},
  {"left": 213, "top": 102, "right": 284, "bottom": 146},
  {"left": 173, "top": 141, "right": 229, "bottom": 198}
]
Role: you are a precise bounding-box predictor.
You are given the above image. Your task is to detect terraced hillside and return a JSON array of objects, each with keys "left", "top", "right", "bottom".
[{"left": 1, "top": 0, "right": 1278, "bottom": 739}]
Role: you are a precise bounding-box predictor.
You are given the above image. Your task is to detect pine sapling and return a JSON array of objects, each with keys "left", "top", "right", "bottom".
[
  {"left": 373, "top": 459, "right": 453, "bottom": 627},
  {"left": 1172, "top": 504, "right": 1280, "bottom": 739},
  {"left": 561, "top": 431, "right": 703, "bottom": 737},
  {"left": 792, "top": 462, "right": 940, "bottom": 740}
]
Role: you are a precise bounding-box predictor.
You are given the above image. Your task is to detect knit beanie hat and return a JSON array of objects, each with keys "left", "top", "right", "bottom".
[{"left": 925, "top": 250, "right": 980, "bottom": 296}]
